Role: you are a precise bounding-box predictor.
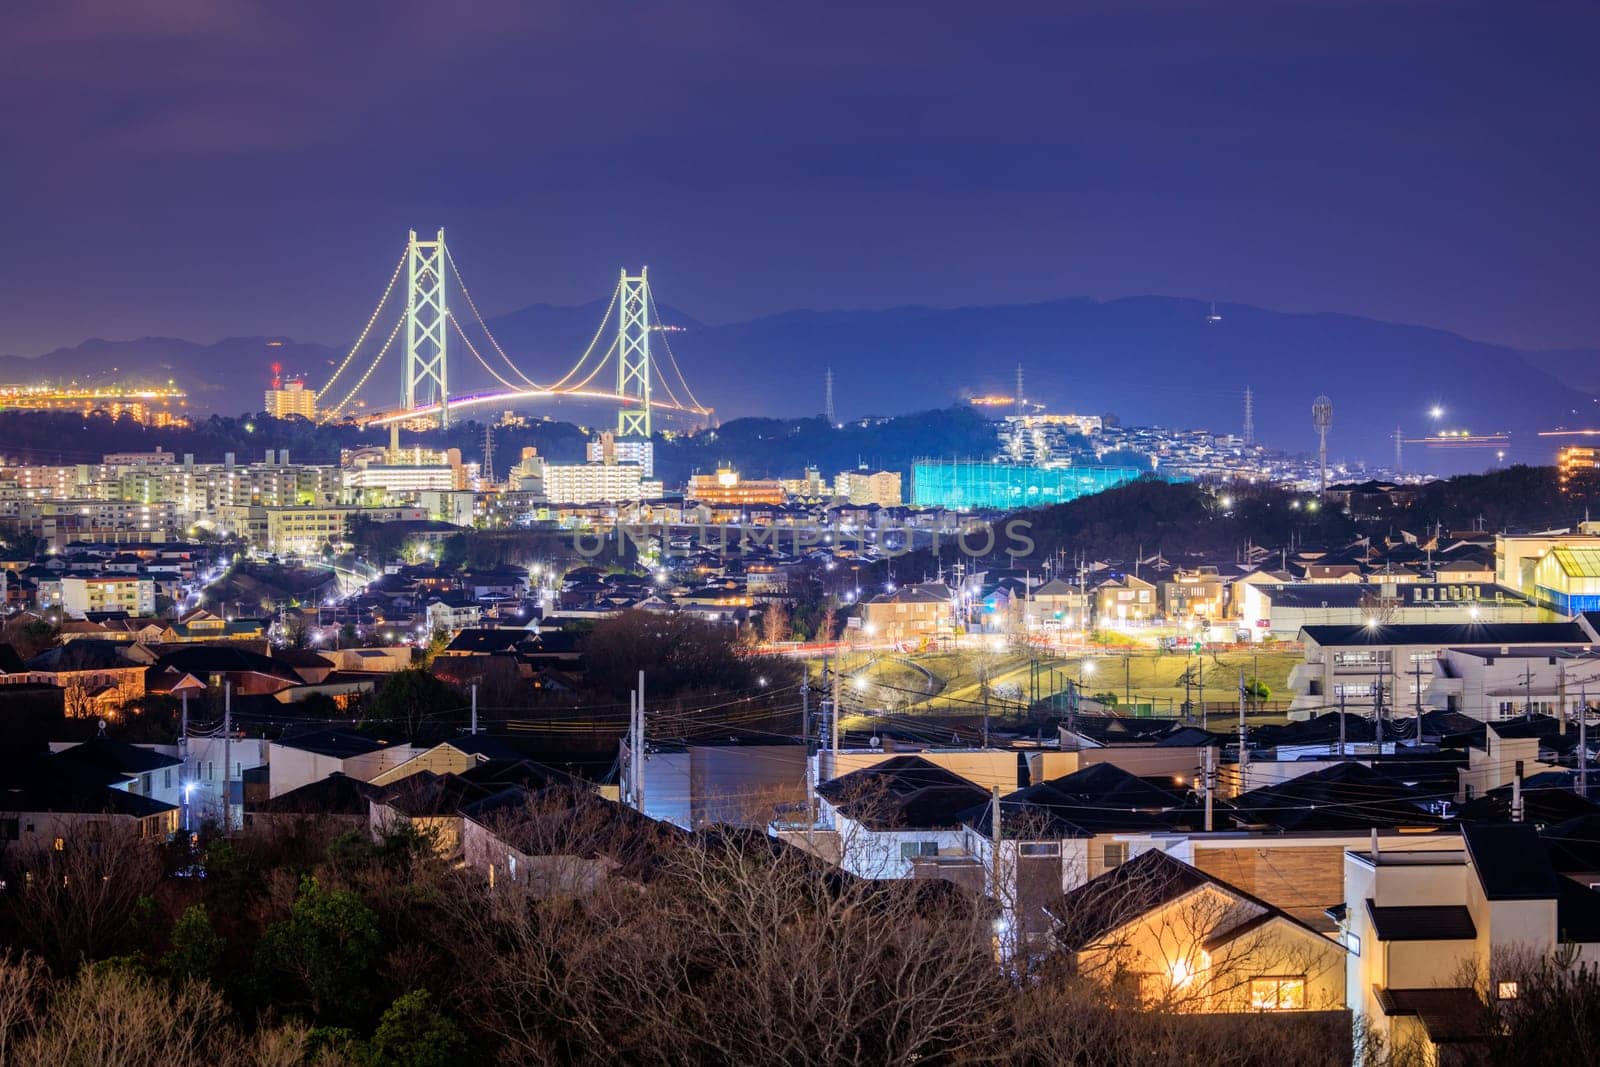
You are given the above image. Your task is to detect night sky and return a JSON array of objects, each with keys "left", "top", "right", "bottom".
[{"left": 3, "top": 1, "right": 1598, "bottom": 359}]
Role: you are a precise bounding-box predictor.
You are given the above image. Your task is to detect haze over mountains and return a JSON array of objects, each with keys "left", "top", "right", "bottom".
[{"left": 4, "top": 297, "right": 1594, "bottom": 475}]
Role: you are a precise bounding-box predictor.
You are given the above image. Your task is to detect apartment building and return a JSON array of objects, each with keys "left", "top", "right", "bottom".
[{"left": 61, "top": 575, "right": 156, "bottom": 619}]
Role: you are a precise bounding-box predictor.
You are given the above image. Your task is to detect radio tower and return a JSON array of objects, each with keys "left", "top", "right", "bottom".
[
  {"left": 824, "top": 367, "right": 836, "bottom": 425},
  {"left": 1015, "top": 363, "right": 1026, "bottom": 418},
  {"left": 1312, "top": 395, "right": 1334, "bottom": 496},
  {"left": 1243, "top": 387, "right": 1254, "bottom": 445},
  {"left": 1393, "top": 425, "right": 1403, "bottom": 476}
]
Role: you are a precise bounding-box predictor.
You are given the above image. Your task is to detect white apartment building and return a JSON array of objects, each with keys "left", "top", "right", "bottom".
[
  {"left": 587, "top": 432, "right": 654, "bottom": 477},
  {"left": 543, "top": 462, "right": 645, "bottom": 504},
  {"left": 1425, "top": 647, "right": 1600, "bottom": 722},
  {"left": 1287, "top": 621, "right": 1595, "bottom": 718},
  {"left": 834, "top": 469, "right": 903, "bottom": 507},
  {"left": 61, "top": 575, "right": 156, "bottom": 618}
]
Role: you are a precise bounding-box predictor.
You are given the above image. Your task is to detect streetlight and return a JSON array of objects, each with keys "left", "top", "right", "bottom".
[{"left": 1429, "top": 404, "right": 1444, "bottom": 421}]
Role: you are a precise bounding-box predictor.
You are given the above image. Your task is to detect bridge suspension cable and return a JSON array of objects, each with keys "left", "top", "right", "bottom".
[
  {"left": 324, "top": 312, "right": 404, "bottom": 418},
  {"left": 449, "top": 314, "right": 532, "bottom": 393},
  {"left": 541, "top": 279, "right": 622, "bottom": 393},
  {"left": 646, "top": 285, "right": 709, "bottom": 415},
  {"left": 444, "top": 245, "right": 544, "bottom": 390},
  {"left": 318, "top": 249, "right": 407, "bottom": 402}
]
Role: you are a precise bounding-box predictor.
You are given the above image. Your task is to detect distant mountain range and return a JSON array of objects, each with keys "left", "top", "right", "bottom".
[{"left": 5, "top": 297, "right": 1595, "bottom": 475}]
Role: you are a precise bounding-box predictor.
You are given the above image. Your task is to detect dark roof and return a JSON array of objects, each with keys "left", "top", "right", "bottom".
[
  {"left": 1230, "top": 762, "right": 1439, "bottom": 831},
  {"left": 1259, "top": 583, "right": 1524, "bottom": 609},
  {"left": 54, "top": 739, "right": 180, "bottom": 775},
  {"left": 962, "top": 764, "right": 1211, "bottom": 838},
  {"left": 272, "top": 649, "right": 336, "bottom": 669},
  {"left": 815, "top": 755, "right": 989, "bottom": 830},
  {"left": 153, "top": 645, "right": 300, "bottom": 680},
  {"left": 1250, "top": 712, "right": 1378, "bottom": 748},
  {"left": 1300, "top": 621, "right": 1591, "bottom": 648},
  {"left": 271, "top": 729, "right": 395, "bottom": 759},
  {"left": 1375, "top": 987, "right": 1490, "bottom": 1045},
  {"left": 0, "top": 644, "right": 26, "bottom": 674},
  {"left": 1048, "top": 849, "right": 1326, "bottom": 952},
  {"left": 25, "top": 639, "right": 136, "bottom": 672},
  {"left": 1365, "top": 902, "right": 1477, "bottom": 941},
  {"left": 443, "top": 628, "right": 528, "bottom": 654},
  {"left": 1454, "top": 784, "right": 1600, "bottom": 826},
  {"left": 1557, "top": 879, "right": 1600, "bottom": 943},
  {"left": 1462, "top": 823, "right": 1563, "bottom": 899},
  {"left": 0, "top": 759, "right": 175, "bottom": 818},
  {"left": 1544, "top": 813, "right": 1600, "bottom": 874},
  {"left": 252, "top": 772, "right": 386, "bottom": 815}
]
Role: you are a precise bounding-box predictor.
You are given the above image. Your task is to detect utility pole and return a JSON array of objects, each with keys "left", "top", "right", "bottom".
[
  {"left": 831, "top": 648, "right": 841, "bottom": 761},
  {"left": 982, "top": 663, "right": 991, "bottom": 749},
  {"left": 1237, "top": 669, "right": 1248, "bottom": 791},
  {"left": 222, "top": 681, "right": 232, "bottom": 833},
  {"left": 1338, "top": 694, "right": 1347, "bottom": 758},
  {"left": 1125, "top": 652, "right": 1132, "bottom": 709},
  {"left": 1559, "top": 662, "right": 1568, "bottom": 736},
  {"left": 1581, "top": 683, "right": 1590, "bottom": 800},
  {"left": 1203, "top": 746, "right": 1215, "bottom": 832},
  {"left": 636, "top": 670, "right": 646, "bottom": 815},
  {"left": 1413, "top": 655, "right": 1425, "bottom": 742},
  {"left": 1523, "top": 662, "right": 1535, "bottom": 720},
  {"left": 989, "top": 784, "right": 1003, "bottom": 903},
  {"left": 801, "top": 670, "right": 813, "bottom": 820},
  {"left": 180, "top": 690, "right": 190, "bottom": 833},
  {"left": 470, "top": 683, "right": 478, "bottom": 736}
]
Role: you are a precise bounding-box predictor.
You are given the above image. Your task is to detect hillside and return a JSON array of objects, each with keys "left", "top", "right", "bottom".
[{"left": 5, "top": 297, "right": 1593, "bottom": 475}]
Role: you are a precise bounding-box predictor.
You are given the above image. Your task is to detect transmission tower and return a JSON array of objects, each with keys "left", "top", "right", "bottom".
[
  {"left": 1014, "top": 363, "right": 1026, "bottom": 418},
  {"left": 1243, "top": 387, "right": 1254, "bottom": 445},
  {"left": 1312, "top": 395, "right": 1333, "bottom": 496},
  {"left": 483, "top": 422, "right": 495, "bottom": 485},
  {"left": 824, "top": 367, "right": 836, "bottom": 425},
  {"left": 1393, "top": 425, "right": 1403, "bottom": 476},
  {"left": 404, "top": 229, "right": 449, "bottom": 427},
  {"left": 617, "top": 268, "right": 652, "bottom": 439}
]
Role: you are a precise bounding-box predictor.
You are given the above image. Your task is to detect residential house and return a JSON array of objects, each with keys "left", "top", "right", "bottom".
[
  {"left": 1339, "top": 823, "right": 1600, "bottom": 1058},
  {"left": 1047, "top": 849, "right": 1347, "bottom": 1012}
]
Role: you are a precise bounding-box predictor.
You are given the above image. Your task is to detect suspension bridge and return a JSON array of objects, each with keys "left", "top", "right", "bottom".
[{"left": 314, "top": 229, "right": 714, "bottom": 435}]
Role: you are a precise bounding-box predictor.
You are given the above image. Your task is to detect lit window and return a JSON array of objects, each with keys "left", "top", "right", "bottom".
[
  {"left": 52, "top": 837, "right": 65, "bottom": 852},
  {"left": 1497, "top": 980, "right": 1519, "bottom": 1000},
  {"left": 1250, "top": 977, "right": 1306, "bottom": 1010}
]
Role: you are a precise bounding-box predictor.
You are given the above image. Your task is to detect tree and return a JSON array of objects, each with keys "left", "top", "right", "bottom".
[
  {"left": 363, "top": 669, "right": 460, "bottom": 739},
  {"left": 159, "top": 905, "right": 225, "bottom": 986},
  {"left": 762, "top": 601, "right": 790, "bottom": 646},
  {"left": 2, "top": 823, "right": 163, "bottom": 971},
  {"left": 253, "top": 876, "right": 383, "bottom": 1025},
  {"left": 818, "top": 602, "right": 838, "bottom": 643},
  {"left": 361, "top": 990, "right": 469, "bottom": 1067}
]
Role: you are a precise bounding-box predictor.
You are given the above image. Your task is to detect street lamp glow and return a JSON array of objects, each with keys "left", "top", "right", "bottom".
[
  {"left": 1082, "top": 660, "right": 1097, "bottom": 677},
  {"left": 1429, "top": 405, "right": 1444, "bottom": 420}
]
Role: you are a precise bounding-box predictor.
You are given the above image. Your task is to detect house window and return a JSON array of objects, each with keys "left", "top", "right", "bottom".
[
  {"left": 1020, "top": 842, "right": 1060, "bottom": 857},
  {"left": 52, "top": 837, "right": 65, "bottom": 852},
  {"left": 1103, "top": 843, "right": 1128, "bottom": 868},
  {"left": 1250, "top": 977, "right": 1306, "bottom": 1010},
  {"left": 164, "top": 769, "right": 173, "bottom": 789},
  {"left": 900, "top": 841, "right": 939, "bottom": 860},
  {"left": 1497, "top": 981, "right": 1519, "bottom": 1000}
]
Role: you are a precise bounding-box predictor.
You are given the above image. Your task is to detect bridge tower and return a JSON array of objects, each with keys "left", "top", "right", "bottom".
[
  {"left": 404, "top": 229, "right": 449, "bottom": 427},
  {"left": 617, "top": 267, "right": 651, "bottom": 439}
]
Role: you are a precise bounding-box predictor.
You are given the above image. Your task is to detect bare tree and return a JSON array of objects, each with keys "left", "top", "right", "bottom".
[{"left": 3, "top": 823, "right": 163, "bottom": 971}]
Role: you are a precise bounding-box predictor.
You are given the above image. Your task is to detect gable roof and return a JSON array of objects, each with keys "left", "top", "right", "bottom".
[
  {"left": 1047, "top": 849, "right": 1331, "bottom": 952},
  {"left": 1231, "top": 761, "right": 1440, "bottom": 831},
  {"left": 270, "top": 729, "right": 396, "bottom": 759},
  {"left": 251, "top": 771, "right": 386, "bottom": 815},
  {"left": 54, "top": 739, "right": 180, "bottom": 775},
  {"left": 815, "top": 755, "right": 990, "bottom": 830},
  {"left": 26, "top": 639, "right": 137, "bottom": 672}
]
